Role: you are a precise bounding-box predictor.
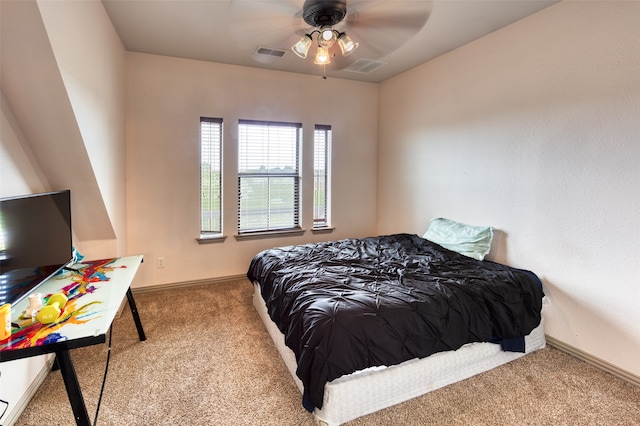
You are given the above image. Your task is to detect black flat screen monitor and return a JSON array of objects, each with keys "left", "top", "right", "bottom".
[{"left": 0, "top": 190, "right": 73, "bottom": 306}]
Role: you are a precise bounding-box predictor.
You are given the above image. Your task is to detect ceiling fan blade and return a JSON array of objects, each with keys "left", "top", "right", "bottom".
[
  {"left": 227, "top": 0, "right": 433, "bottom": 71},
  {"left": 338, "top": 0, "right": 433, "bottom": 59},
  {"left": 345, "top": 0, "right": 432, "bottom": 28},
  {"left": 228, "top": 0, "right": 305, "bottom": 50}
]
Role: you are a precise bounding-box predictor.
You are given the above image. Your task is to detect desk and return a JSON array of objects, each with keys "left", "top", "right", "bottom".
[{"left": 0, "top": 256, "right": 146, "bottom": 425}]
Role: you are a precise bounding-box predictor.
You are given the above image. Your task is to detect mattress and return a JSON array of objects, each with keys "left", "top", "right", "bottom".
[
  {"left": 253, "top": 284, "right": 546, "bottom": 425},
  {"left": 248, "top": 234, "right": 545, "bottom": 411}
]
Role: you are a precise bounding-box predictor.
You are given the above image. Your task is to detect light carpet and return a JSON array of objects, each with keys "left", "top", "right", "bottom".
[{"left": 15, "top": 279, "right": 640, "bottom": 425}]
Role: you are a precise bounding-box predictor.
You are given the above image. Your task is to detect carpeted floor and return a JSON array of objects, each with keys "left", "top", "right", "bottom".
[{"left": 15, "top": 280, "right": 640, "bottom": 425}]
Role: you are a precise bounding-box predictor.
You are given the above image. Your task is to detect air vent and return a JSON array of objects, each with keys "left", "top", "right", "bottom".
[
  {"left": 255, "top": 47, "right": 287, "bottom": 58},
  {"left": 344, "top": 58, "right": 388, "bottom": 74}
]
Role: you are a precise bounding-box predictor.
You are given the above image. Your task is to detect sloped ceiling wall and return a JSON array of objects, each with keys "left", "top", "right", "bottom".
[{"left": 0, "top": 0, "right": 115, "bottom": 243}]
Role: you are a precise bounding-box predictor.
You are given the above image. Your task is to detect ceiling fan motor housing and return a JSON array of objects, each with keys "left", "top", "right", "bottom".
[{"left": 303, "top": 0, "right": 347, "bottom": 27}]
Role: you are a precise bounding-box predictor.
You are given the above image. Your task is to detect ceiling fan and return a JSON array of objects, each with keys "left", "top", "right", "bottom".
[
  {"left": 291, "top": 0, "right": 359, "bottom": 65},
  {"left": 229, "top": 0, "right": 433, "bottom": 72}
]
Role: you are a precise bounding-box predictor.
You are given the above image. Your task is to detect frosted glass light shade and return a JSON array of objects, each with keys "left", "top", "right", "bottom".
[
  {"left": 318, "top": 28, "right": 337, "bottom": 48},
  {"left": 292, "top": 35, "right": 313, "bottom": 58},
  {"left": 314, "top": 46, "right": 331, "bottom": 64},
  {"left": 338, "top": 33, "right": 359, "bottom": 56}
]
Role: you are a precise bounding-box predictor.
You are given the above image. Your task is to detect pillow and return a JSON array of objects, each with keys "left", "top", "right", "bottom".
[{"left": 423, "top": 217, "right": 493, "bottom": 260}]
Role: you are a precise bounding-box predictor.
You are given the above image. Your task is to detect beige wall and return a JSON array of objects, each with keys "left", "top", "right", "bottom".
[
  {"left": 378, "top": 1, "right": 640, "bottom": 377},
  {"left": 0, "top": 95, "right": 54, "bottom": 426},
  {"left": 3, "top": 0, "right": 639, "bottom": 421},
  {"left": 1, "top": 95, "right": 48, "bottom": 197},
  {"left": 0, "top": 1, "right": 127, "bottom": 422},
  {"left": 125, "top": 53, "right": 379, "bottom": 288},
  {"left": 38, "top": 0, "right": 128, "bottom": 257},
  {"left": 1, "top": 0, "right": 127, "bottom": 260}
]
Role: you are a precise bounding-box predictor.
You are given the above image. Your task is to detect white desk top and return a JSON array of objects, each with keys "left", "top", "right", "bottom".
[{"left": 1, "top": 255, "right": 143, "bottom": 360}]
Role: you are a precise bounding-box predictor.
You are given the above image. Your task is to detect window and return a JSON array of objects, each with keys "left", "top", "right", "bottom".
[
  {"left": 313, "top": 125, "right": 331, "bottom": 228},
  {"left": 200, "top": 117, "right": 223, "bottom": 237},
  {"left": 237, "top": 120, "right": 301, "bottom": 234}
]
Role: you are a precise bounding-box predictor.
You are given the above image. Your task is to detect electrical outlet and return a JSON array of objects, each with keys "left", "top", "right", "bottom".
[{"left": 157, "top": 257, "right": 165, "bottom": 268}]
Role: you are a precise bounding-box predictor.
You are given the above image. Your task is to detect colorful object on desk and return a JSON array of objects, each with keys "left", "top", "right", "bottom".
[
  {"left": 36, "top": 293, "right": 68, "bottom": 324},
  {"left": 72, "top": 246, "right": 85, "bottom": 263},
  {"left": 1, "top": 304, "right": 11, "bottom": 340},
  {"left": 1, "top": 258, "right": 125, "bottom": 352},
  {"left": 24, "top": 293, "right": 43, "bottom": 319}
]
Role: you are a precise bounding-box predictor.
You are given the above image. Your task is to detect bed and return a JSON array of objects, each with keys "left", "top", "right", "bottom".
[{"left": 247, "top": 223, "right": 546, "bottom": 425}]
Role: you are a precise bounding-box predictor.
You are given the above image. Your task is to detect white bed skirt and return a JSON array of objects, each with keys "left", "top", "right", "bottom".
[{"left": 253, "top": 284, "right": 546, "bottom": 426}]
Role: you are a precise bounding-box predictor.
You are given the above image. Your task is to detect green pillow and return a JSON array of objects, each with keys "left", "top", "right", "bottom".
[{"left": 423, "top": 218, "right": 493, "bottom": 260}]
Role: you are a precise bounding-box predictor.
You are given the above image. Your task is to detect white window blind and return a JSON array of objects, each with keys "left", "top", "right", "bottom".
[
  {"left": 313, "top": 125, "right": 331, "bottom": 228},
  {"left": 200, "top": 117, "right": 222, "bottom": 236},
  {"left": 238, "top": 120, "right": 301, "bottom": 234}
]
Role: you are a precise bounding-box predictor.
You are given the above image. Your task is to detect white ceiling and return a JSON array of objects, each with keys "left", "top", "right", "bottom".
[{"left": 102, "top": 0, "right": 559, "bottom": 83}]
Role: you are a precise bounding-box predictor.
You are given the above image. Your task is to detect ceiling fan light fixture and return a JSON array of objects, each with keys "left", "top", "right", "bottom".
[
  {"left": 314, "top": 46, "right": 331, "bottom": 65},
  {"left": 291, "top": 1, "right": 360, "bottom": 67},
  {"left": 292, "top": 34, "right": 313, "bottom": 58},
  {"left": 318, "top": 27, "right": 337, "bottom": 47},
  {"left": 337, "top": 32, "right": 358, "bottom": 56}
]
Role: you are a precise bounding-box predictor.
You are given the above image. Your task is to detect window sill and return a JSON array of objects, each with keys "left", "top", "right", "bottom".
[
  {"left": 311, "top": 227, "right": 335, "bottom": 235},
  {"left": 196, "top": 234, "right": 227, "bottom": 244},
  {"left": 234, "top": 228, "right": 306, "bottom": 241}
]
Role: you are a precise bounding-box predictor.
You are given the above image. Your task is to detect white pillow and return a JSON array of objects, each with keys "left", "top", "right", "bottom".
[{"left": 423, "top": 217, "right": 494, "bottom": 260}]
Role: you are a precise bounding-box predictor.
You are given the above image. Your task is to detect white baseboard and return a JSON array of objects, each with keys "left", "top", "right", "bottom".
[
  {"left": 1, "top": 355, "right": 55, "bottom": 426},
  {"left": 545, "top": 335, "right": 640, "bottom": 387},
  {"left": 130, "top": 274, "right": 248, "bottom": 294}
]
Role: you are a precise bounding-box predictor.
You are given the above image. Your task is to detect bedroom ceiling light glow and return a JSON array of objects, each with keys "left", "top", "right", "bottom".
[
  {"left": 292, "top": 27, "right": 359, "bottom": 64},
  {"left": 291, "top": 0, "right": 359, "bottom": 65},
  {"left": 314, "top": 45, "right": 331, "bottom": 65}
]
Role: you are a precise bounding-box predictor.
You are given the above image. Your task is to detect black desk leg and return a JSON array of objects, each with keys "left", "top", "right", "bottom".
[
  {"left": 55, "top": 350, "right": 91, "bottom": 426},
  {"left": 126, "top": 288, "right": 146, "bottom": 341}
]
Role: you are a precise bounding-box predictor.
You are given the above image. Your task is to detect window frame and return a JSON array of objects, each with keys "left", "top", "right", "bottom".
[
  {"left": 199, "top": 117, "right": 223, "bottom": 240},
  {"left": 313, "top": 124, "right": 332, "bottom": 229},
  {"left": 237, "top": 119, "right": 302, "bottom": 236}
]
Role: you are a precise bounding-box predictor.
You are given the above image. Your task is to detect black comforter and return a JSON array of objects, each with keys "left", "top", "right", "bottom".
[{"left": 247, "top": 234, "right": 544, "bottom": 411}]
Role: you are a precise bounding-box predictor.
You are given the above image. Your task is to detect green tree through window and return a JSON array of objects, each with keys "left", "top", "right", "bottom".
[{"left": 237, "top": 120, "right": 301, "bottom": 233}]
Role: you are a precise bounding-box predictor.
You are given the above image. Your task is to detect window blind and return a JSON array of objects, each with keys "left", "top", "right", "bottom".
[
  {"left": 200, "top": 117, "right": 222, "bottom": 235},
  {"left": 313, "top": 125, "right": 331, "bottom": 228},
  {"left": 237, "top": 120, "right": 301, "bottom": 233}
]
